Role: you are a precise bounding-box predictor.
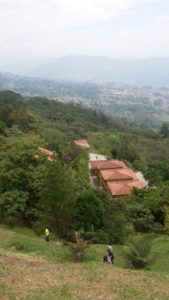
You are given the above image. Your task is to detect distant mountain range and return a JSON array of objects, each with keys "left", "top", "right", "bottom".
[{"left": 29, "top": 56, "right": 169, "bottom": 87}]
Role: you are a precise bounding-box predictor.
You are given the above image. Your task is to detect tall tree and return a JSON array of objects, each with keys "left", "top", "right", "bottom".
[
  {"left": 74, "top": 190, "right": 103, "bottom": 232},
  {"left": 40, "top": 161, "right": 77, "bottom": 237}
]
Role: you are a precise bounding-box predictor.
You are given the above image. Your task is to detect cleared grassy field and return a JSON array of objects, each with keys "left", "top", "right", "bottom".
[{"left": 0, "top": 226, "right": 169, "bottom": 300}]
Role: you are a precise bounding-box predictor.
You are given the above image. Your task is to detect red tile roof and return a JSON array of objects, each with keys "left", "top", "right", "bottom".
[
  {"left": 90, "top": 160, "right": 127, "bottom": 170},
  {"left": 100, "top": 168, "right": 138, "bottom": 181},
  {"left": 107, "top": 181, "right": 146, "bottom": 196}
]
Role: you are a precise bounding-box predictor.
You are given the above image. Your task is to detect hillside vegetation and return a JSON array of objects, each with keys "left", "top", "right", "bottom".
[{"left": 0, "top": 90, "right": 169, "bottom": 240}]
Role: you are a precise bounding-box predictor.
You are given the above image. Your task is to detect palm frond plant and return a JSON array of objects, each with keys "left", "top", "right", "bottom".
[
  {"left": 68, "top": 231, "right": 92, "bottom": 262},
  {"left": 125, "top": 235, "right": 154, "bottom": 269}
]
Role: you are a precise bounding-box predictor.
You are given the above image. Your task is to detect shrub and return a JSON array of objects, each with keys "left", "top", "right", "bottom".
[
  {"left": 68, "top": 231, "right": 91, "bottom": 262},
  {"left": 125, "top": 235, "right": 154, "bottom": 269}
]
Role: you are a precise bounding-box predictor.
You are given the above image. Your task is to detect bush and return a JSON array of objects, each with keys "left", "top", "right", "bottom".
[
  {"left": 125, "top": 235, "right": 154, "bottom": 269},
  {"left": 74, "top": 190, "right": 103, "bottom": 232},
  {"left": 68, "top": 231, "right": 91, "bottom": 262},
  {"left": 104, "top": 212, "right": 129, "bottom": 244},
  {"left": 152, "top": 222, "right": 164, "bottom": 234}
]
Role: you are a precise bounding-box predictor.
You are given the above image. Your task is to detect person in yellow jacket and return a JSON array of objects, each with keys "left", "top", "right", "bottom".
[{"left": 45, "top": 228, "right": 50, "bottom": 242}]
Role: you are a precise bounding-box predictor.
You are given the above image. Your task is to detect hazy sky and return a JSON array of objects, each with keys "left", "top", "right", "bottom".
[{"left": 0, "top": 0, "right": 169, "bottom": 72}]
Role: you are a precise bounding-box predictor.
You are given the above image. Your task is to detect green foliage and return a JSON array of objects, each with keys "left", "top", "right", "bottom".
[
  {"left": 126, "top": 235, "right": 153, "bottom": 269},
  {"left": 111, "top": 137, "right": 140, "bottom": 164},
  {"left": 0, "top": 136, "right": 46, "bottom": 226},
  {"left": 74, "top": 190, "right": 129, "bottom": 244},
  {"left": 39, "top": 127, "right": 67, "bottom": 156},
  {"left": 127, "top": 188, "right": 166, "bottom": 232},
  {"left": 67, "top": 231, "right": 91, "bottom": 262},
  {"left": 72, "top": 151, "right": 90, "bottom": 189},
  {"left": 145, "top": 160, "right": 169, "bottom": 185},
  {"left": 74, "top": 190, "right": 103, "bottom": 232},
  {"left": 0, "top": 90, "right": 23, "bottom": 104},
  {"left": 127, "top": 203, "right": 155, "bottom": 232},
  {"left": 101, "top": 194, "right": 129, "bottom": 244},
  {"left": 0, "top": 121, "right": 5, "bottom": 134},
  {"left": 164, "top": 206, "right": 169, "bottom": 234},
  {"left": 0, "top": 91, "right": 35, "bottom": 131},
  {"left": 0, "top": 190, "right": 28, "bottom": 220},
  {"left": 40, "top": 161, "right": 77, "bottom": 237},
  {"left": 159, "top": 182, "right": 169, "bottom": 205},
  {"left": 28, "top": 97, "right": 115, "bottom": 139},
  {"left": 160, "top": 122, "right": 169, "bottom": 138},
  {"left": 2, "top": 227, "right": 71, "bottom": 262},
  {"left": 150, "top": 235, "right": 169, "bottom": 272},
  {"left": 0, "top": 90, "right": 169, "bottom": 241}
]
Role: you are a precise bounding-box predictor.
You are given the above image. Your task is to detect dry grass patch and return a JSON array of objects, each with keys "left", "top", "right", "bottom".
[{"left": 0, "top": 254, "right": 169, "bottom": 300}]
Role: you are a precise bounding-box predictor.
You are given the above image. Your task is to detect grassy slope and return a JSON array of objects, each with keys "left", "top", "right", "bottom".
[{"left": 0, "top": 226, "right": 169, "bottom": 300}]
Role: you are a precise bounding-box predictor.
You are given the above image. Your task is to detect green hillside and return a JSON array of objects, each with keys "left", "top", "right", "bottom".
[
  {"left": 0, "top": 226, "right": 169, "bottom": 299},
  {"left": 0, "top": 90, "right": 169, "bottom": 238}
]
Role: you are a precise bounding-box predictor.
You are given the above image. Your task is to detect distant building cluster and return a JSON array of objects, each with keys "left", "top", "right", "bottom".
[
  {"left": 58, "top": 85, "right": 169, "bottom": 111},
  {"left": 89, "top": 155, "right": 147, "bottom": 197}
]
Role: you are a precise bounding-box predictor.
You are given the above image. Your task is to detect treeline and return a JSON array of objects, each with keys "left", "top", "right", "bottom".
[
  {"left": 0, "top": 90, "right": 36, "bottom": 132},
  {"left": 0, "top": 74, "right": 99, "bottom": 98}
]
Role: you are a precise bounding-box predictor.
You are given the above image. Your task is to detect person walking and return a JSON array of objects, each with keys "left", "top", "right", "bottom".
[{"left": 45, "top": 227, "right": 50, "bottom": 242}]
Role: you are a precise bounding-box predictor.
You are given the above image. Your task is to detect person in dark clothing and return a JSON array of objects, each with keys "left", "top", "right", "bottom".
[{"left": 107, "top": 244, "right": 114, "bottom": 264}]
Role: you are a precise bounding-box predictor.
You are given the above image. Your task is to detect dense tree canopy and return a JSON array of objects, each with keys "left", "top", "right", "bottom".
[
  {"left": 40, "top": 161, "right": 77, "bottom": 237},
  {"left": 0, "top": 90, "right": 169, "bottom": 241}
]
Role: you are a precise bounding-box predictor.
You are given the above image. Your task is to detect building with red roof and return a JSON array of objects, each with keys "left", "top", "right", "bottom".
[
  {"left": 90, "top": 159, "right": 127, "bottom": 176},
  {"left": 100, "top": 168, "right": 137, "bottom": 182},
  {"left": 107, "top": 181, "right": 146, "bottom": 197},
  {"left": 89, "top": 157, "right": 146, "bottom": 197},
  {"left": 99, "top": 168, "right": 138, "bottom": 190}
]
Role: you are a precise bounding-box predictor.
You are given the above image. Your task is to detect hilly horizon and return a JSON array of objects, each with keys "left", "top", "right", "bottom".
[
  {"left": 29, "top": 55, "right": 169, "bottom": 87},
  {"left": 1, "top": 55, "right": 169, "bottom": 88}
]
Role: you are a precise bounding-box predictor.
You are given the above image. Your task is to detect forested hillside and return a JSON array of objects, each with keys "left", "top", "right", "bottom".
[{"left": 0, "top": 90, "right": 169, "bottom": 243}]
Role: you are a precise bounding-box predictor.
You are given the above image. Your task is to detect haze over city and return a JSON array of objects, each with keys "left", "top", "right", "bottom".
[{"left": 0, "top": 0, "right": 169, "bottom": 73}]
